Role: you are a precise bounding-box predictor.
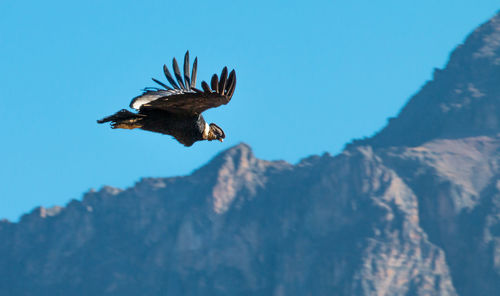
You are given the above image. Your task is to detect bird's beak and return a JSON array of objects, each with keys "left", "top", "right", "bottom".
[{"left": 218, "top": 138, "right": 224, "bottom": 142}]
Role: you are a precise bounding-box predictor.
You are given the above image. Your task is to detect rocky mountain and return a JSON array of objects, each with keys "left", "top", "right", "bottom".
[{"left": 2, "top": 11, "right": 500, "bottom": 296}]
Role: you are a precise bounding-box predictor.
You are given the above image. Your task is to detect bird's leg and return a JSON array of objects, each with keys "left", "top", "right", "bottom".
[{"left": 111, "top": 118, "right": 143, "bottom": 130}]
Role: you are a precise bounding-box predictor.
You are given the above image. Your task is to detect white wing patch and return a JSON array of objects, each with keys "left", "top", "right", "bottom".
[
  {"left": 129, "top": 90, "right": 191, "bottom": 110},
  {"left": 130, "top": 94, "right": 163, "bottom": 110}
]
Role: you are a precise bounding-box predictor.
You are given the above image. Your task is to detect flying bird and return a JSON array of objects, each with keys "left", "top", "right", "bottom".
[{"left": 97, "top": 51, "right": 236, "bottom": 146}]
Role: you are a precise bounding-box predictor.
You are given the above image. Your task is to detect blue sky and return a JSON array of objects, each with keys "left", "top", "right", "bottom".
[{"left": 1, "top": 0, "right": 499, "bottom": 221}]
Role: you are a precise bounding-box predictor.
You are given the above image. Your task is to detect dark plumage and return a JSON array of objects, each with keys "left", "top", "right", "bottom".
[{"left": 97, "top": 51, "right": 236, "bottom": 146}]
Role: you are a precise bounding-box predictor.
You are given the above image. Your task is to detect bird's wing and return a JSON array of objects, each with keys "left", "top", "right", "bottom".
[{"left": 130, "top": 51, "right": 236, "bottom": 115}]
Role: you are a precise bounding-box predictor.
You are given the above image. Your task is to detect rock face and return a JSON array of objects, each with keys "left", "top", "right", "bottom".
[{"left": 2, "top": 12, "right": 500, "bottom": 296}]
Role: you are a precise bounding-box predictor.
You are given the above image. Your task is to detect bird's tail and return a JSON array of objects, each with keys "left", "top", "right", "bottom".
[{"left": 97, "top": 109, "right": 144, "bottom": 129}]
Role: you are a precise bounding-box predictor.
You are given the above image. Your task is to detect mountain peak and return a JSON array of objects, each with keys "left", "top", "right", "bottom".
[
  {"left": 354, "top": 11, "right": 500, "bottom": 148},
  {"left": 193, "top": 143, "right": 290, "bottom": 213},
  {"left": 216, "top": 142, "right": 254, "bottom": 164},
  {"left": 192, "top": 143, "right": 255, "bottom": 175}
]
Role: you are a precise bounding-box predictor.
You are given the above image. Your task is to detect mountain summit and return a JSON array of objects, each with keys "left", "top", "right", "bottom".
[
  {"left": 2, "top": 12, "right": 500, "bottom": 296},
  {"left": 357, "top": 12, "right": 500, "bottom": 147}
]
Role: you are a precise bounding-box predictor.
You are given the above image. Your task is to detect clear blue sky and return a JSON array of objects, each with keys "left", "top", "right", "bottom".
[{"left": 1, "top": 0, "right": 499, "bottom": 221}]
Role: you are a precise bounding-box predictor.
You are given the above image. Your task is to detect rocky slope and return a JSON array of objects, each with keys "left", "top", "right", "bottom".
[{"left": 2, "top": 11, "right": 500, "bottom": 296}]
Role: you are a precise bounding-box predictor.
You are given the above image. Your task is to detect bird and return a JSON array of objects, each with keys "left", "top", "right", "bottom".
[{"left": 97, "top": 51, "right": 236, "bottom": 147}]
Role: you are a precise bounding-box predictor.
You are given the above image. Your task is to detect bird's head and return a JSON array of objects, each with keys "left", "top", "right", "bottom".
[{"left": 207, "top": 123, "right": 225, "bottom": 142}]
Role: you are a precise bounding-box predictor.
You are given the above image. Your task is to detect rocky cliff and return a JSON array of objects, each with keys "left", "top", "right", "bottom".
[{"left": 2, "top": 11, "right": 500, "bottom": 296}]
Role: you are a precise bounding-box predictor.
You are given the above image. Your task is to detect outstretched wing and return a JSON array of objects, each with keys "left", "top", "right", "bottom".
[{"left": 130, "top": 51, "right": 236, "bottom": 115}]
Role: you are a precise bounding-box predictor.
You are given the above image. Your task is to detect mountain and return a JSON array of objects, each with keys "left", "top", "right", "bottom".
[
  {"left": 2, "top": 12, "right": 500, "bottom": 296},
  {"left": 352, "top": 12, "right": 500, "bottom": 148}
]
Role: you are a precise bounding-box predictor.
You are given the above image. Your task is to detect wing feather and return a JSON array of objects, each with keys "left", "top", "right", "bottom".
[
  {"left": 191, "top": 57, "right": 198, "bottom": 88},
  {"left": 211, "top": 74, "right": 219, "bottom": 93},
  {"left": 152, "top": 78, "right": 172, "bottom": 90},
  {"left": 172, "top": 58, "right": 186, "bottom": 89},
  {"left": 192, "top": 87, "right": 204, "bottom": 94},
  {"left": 183, "top": 51, "right": 191, "bottom": 90},
  {"left": 201, "top": 81, "right": 212, "bottom": 93},
  {"left": 225, "top": 70, "right": 234, "bottom": 95},
  {"left": 226, "top": 70, "right": 237, "bottom": 98},
  {"left": 218, "top": 67, "right": 228, "bottom": 95},
  {"left": 163, "top": 65, "right": 180, "bottom": 89}
]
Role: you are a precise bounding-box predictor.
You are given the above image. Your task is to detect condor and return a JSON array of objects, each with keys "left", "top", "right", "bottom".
[{"left": 98, "top": 51, "right": 236, "bottom": 146}]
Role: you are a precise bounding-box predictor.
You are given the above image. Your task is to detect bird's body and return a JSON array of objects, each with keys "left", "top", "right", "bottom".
[
  {"left": 97, "top": 51, "right": 235, "bottom": 146},
  {"left": 139, "top": 110, "right": 207, "bottom": 147}
]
